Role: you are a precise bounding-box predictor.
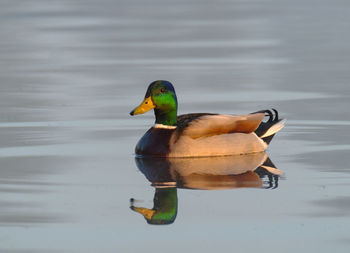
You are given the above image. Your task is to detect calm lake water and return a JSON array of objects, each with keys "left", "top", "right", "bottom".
[{"left": 1, "top": 0, "right": 350, "bottom": 252}]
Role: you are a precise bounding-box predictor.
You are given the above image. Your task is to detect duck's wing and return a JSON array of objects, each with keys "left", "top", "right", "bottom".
[{"left": 176, "top": 113, "right": 264, "bottom": 139}]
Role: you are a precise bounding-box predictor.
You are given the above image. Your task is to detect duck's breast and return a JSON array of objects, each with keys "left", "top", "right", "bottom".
[{"left": 135, "top": 127, "right": 175, "bottom": 156}]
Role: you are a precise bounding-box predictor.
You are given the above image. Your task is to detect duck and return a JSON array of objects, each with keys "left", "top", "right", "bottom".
[{"left": 130, "top": 80, "right": 285, "bottom": 157}]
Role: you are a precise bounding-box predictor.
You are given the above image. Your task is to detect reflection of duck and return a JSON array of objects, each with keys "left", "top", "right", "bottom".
[
  {"left": 130, "top": 80, "right": 285, "bottom": 157},
  {"left": 130, "top": 154, "right": 283, "bottom": 224},
  {"left": 130, "top": 188, "right": 177, "bottom": 225},
  {"left": 136, "top": 152, "right": 282, "bottom": 190}
]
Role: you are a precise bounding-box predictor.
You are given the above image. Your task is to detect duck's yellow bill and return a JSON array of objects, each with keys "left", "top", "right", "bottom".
[
  {"left": 130, "top": 206, "right": 155, "bottom": 220},
  {"left": 130, "top": 96, "right": 155, "bottom": 116}
]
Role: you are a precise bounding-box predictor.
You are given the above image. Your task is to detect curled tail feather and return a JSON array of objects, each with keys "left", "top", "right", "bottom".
[{"left": 252, "top": 109, "right": 285, "bottom": 144}]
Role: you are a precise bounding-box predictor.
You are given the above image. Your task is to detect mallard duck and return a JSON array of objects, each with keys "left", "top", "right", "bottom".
[{"left": 130, "top": 80, "right": 285, "bottom": 157}]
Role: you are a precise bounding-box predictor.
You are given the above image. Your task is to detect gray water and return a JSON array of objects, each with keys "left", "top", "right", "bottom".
[{"left": 1, "top": 0, "right": 350, "bottom": 252}]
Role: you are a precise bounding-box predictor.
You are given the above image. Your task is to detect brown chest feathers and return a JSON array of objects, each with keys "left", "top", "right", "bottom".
[{"left": 135, "top": 127, "right": 175, "bottom": 157}]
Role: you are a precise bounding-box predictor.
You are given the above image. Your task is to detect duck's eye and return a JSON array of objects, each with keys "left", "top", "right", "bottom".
[{"left": 160, "top": 87, "right": 166, "bottom": 93}]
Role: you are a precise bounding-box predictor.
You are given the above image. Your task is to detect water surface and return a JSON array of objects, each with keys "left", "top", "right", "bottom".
[{"left": 1, "top": 0, "right": 350, "bottom": 252}]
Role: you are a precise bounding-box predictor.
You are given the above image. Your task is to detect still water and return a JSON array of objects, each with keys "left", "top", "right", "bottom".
[{"left": 1, "top": 0, "right": 350, "bottom": 252}]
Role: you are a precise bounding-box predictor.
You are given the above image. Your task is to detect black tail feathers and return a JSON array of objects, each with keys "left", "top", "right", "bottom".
[
  {"left": 254, "top": 157, "right": 280, "bottom": 189},
  {"left": 252, "top": 109, "right": 284, "bottom": 144}
]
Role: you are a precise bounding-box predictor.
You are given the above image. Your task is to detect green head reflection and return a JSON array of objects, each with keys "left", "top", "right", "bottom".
[{"left": 130, "top": 187, "right": 177, "bottom": 225}]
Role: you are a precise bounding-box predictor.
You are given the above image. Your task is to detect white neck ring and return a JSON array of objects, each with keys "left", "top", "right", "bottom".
[{"left": 154, "top": 124, "right": 177, "bottom": 129}]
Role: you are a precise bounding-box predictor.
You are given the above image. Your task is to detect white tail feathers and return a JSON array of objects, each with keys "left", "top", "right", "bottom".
[
  {"left": 261, "top": 165, "right": 284, "bottom": 176},
  {"left": 260, "top": 119, "right": 286, "bottom": 139}
]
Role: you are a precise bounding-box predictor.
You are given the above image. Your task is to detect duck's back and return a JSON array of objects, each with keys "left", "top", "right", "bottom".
[{"left": 167, "top": 113, "right": 266, "bottom": 157}]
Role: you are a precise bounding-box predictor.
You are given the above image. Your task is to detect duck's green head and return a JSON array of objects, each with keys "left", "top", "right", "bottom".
[
  {"left": 130, "top": 187, "right": 178, "bottom": 225},
  {"left": 130, "top": 80, "right": 178, "bottom": 126}
]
